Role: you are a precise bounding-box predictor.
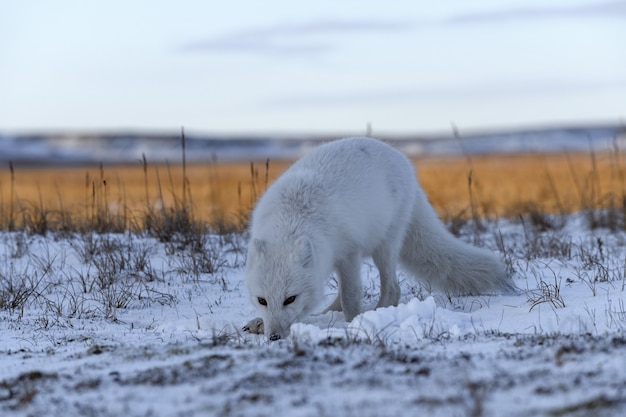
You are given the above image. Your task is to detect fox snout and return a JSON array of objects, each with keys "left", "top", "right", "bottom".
[
  {"left": 264, "top": 318, "right": 291, "bottom": 341},
  {"left": 265, "top": 323, "right": 289, "bottom": 341}
]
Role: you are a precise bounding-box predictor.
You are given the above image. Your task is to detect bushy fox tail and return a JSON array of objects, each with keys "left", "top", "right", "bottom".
[{"left": 399, "top": 185, "right": 514, "bottom": 295}]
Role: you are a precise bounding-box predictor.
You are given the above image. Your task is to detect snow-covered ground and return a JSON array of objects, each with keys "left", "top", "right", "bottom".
[{"left": 1, "top": 213, "right": 625, "bottom": 416}]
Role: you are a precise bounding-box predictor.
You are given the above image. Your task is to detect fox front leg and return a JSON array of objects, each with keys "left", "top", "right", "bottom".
[
  {"left": 322, "top": 293, "right": 343, "bottom": 313},
  {"left": 242, "top": 317, "right": 264, "bottom": 334}
]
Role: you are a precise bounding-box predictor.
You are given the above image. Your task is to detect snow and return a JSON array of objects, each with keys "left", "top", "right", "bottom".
[{"left": 1, "top": 214, "right": 626, "bottom": 416}]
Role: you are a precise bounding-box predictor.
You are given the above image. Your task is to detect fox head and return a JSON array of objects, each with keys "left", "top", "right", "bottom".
[{"left": 245, "top": 236, "right": 322, "bottom": 341}]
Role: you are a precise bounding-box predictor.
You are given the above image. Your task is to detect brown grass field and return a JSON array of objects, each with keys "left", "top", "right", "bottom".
[{"left": 1, "top": 151, "right": 625, "bottom": 232}]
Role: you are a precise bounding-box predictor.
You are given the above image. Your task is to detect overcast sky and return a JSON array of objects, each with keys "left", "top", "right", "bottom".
[{"left": 1, "top": 0, "right": 625, "bottom": 135}]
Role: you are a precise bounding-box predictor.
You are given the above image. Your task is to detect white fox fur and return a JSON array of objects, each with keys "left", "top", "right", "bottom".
[{"left": 244, "top": 137, "right": 512, "bottom": 340}]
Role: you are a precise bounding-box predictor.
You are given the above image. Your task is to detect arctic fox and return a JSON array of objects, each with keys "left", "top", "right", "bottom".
[{"left": 243, "top": 137, "right": 512, "bottom": 340}]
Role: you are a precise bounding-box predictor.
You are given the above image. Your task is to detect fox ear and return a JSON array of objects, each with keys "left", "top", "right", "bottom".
[{"left": 295, "top": 236, "right": 314, "bottom": 268}]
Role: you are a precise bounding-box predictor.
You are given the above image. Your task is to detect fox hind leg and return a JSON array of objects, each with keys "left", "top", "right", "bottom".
[{"left": 373, "top": 244, "right": 401, "bottom": 309}]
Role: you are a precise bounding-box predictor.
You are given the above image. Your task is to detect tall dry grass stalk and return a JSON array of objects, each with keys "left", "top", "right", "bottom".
[{"left": 2, "top": 147, "right": 626, "bottom": 234}]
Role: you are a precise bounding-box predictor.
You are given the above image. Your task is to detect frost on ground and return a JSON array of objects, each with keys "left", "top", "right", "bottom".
[{"left": 1, "top": 213, "right": 625, "bottom": 417}]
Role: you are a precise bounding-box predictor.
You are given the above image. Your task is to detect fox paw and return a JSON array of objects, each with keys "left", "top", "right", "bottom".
[{"left": 242, "top": 317, "right": 264, "bottom": 334}]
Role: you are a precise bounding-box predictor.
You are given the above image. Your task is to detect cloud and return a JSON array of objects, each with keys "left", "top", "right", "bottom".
[
  {"left": 179, "top": 1, "right": 625, "bottom": 57},
  {"left": 179, "top": 19, "right": 412, "bottom": 56},
  {"left": 446, "top": 0, "right": 626, "bottom": 25},
  {"left": 263, "top": 77, "right": 626, "bottom": 108}
]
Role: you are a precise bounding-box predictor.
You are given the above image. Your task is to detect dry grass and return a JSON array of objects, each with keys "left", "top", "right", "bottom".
[
  {"left": 0, "top": 159, "right": 290, "bottom": 233},
  {"left": 0, "top": 150, "right": 625, "bottom": 233},
  {"left": 416, "top": 151, "right": 625, "bottom": 219}
]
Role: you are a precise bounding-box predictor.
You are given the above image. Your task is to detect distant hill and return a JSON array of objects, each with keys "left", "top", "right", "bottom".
[{"left": 0, "top": 125, "right": 623, "bottom": 167}]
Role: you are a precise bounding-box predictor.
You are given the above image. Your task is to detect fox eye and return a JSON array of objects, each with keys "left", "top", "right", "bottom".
[
  {"left": 283, "top": 295, "right": 297, "bottom": 306},
  {"left": 258, "top": 297, "right": 267, "bottom": 306}
]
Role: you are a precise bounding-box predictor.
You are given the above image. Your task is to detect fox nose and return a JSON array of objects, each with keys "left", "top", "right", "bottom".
[{"left": 269, "top": 333, "right": 281, "bottom": 341}]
